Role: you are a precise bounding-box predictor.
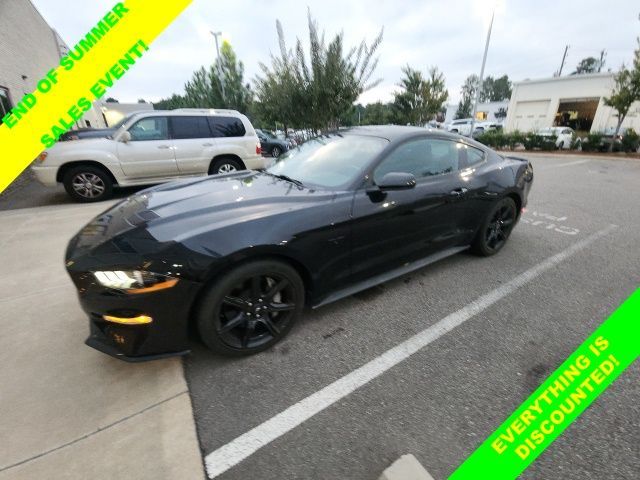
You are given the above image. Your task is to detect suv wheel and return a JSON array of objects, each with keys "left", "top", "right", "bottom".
[
  {"left": 63, "top": 165, "right": 113, "bottom": 202},
  {"left": 209, "top": 158, "right": 244, "bottom": 175}
]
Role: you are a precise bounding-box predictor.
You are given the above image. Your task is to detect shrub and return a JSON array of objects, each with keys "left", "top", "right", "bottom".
[
  {"left": 622, "top": 129, "right": 640, "bottom": 153},
  {"left": 581, "top": 133, "right": 604, "bottom": 152},
  {"left": 524, "top": 134, "right": 557, "bottom": 151}
]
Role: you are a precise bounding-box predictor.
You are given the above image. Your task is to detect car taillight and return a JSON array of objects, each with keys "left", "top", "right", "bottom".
[{"left": 256, "top": 144, "right": 262, "bottom": 155}]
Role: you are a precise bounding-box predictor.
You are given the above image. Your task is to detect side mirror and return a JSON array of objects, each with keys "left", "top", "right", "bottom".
[
  {"left": 375, "top": 172, "right": 417, "bottom": 190},
  {"left": 119, "top": 131, "right": 132, "bottom": 143}
]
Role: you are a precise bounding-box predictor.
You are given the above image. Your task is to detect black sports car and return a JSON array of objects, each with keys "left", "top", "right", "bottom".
[{"left": 65, "top": 126, "right": 533, "bottom": 361}]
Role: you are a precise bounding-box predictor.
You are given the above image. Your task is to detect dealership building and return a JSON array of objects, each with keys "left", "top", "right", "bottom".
[
  {"left": 504, "top": 72, "right": 640, "bottom": 134},
  {"left": 0, "top": 0, "right": 106, "bottom": 128}
]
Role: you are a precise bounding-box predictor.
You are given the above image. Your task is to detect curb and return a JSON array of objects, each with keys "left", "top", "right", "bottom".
[{"left": 379, "top": 454, "right": 435, "bottom": 480}]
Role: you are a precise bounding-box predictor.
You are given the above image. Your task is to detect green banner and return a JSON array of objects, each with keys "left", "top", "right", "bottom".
[{"left": 449, "top": 287, "right": 640, "bottom": 479}]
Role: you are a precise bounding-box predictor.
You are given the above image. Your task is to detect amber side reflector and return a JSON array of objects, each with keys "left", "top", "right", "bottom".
[
  {"left": 128, "top": 278, "right": 179, "bottom": 295},
  {"left": 103, "top": 314, "right": 153, "bottom": 325}
]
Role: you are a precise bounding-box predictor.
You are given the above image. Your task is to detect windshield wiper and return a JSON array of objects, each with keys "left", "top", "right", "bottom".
[{"left": 264, "top": 172, "right": 305, "bottom": 188}]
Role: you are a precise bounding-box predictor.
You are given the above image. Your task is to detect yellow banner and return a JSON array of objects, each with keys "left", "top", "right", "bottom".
[{"left": 0, "top": 0, "right": 193, "bottom": 193}]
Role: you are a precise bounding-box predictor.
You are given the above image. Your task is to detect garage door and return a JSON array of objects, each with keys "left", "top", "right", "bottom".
[{"left": 513, "top": 100, "right": 551, "bottom": 132}]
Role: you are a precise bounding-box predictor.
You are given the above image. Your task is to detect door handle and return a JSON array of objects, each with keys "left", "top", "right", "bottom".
[
  {"left": 202, "top": 143, "right": 214, "bottom": 147},
  {"left": 157, "top": 145, "right": 171, "bottom": 149},
  {"left": 449, "top": 188, "right": 468, "bottom": 196}
]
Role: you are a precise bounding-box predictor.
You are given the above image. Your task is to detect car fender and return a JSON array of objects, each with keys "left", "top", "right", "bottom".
[{"left": 47, "top": 141, "right": 126, "bottom": 182}]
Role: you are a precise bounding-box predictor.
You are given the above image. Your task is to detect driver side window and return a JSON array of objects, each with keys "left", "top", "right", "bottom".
[
  {"left": 374, "top": 138, "right": 460, "bottom": 183},
  {"left": 129, "top": 117, "right": 168, "bottom": 141}
]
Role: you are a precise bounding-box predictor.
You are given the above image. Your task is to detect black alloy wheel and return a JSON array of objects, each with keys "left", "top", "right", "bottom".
[
  {"left": 63, "top": 165, "right": 113, "bottom": 202},
  {"left": 272, "top": 146, "right": 282, "bottom": 158},
  {"left": 472, "top": 197, "right": 517, "bottom": 256},
  {"left": 197, "top": 260, "right": 304, "bottom": 356}
]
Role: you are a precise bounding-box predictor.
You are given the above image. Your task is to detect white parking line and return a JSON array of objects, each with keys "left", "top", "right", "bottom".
[
  {"left": 541, "top": 159, "right": 591, "bottom": 169},
  {"left": 203, "top": 224, "right": 618, "bottom": 478}
]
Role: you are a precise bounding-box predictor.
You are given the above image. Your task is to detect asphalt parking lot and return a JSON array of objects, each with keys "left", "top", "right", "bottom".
[{"left": 1, "top": 153, "right": 638, "bottom": 480}]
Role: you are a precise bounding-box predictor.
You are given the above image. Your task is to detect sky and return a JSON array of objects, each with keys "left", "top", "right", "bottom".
[{"left": 31, "top": 0, "right": 640, "bottom": 106}]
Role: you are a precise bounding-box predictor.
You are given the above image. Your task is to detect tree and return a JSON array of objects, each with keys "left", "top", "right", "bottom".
[
  {"left": 604, "top": 41, "right": 640, "bottom": 151},
  {"left": 154, "top": 93, "right": 187, "bottom": 110},
  {"left": 573, "top": 57, "right": 600, "bottom": 75},
  {"left": 155, "top": 41, "right": 252, "bottom": 113},
  {"left": 184, "top": 41, "right": 252, "bottom": 112},
  {"left": 480, "top": 75, "right": 512, "bottom": 102},
  {"left": 361, "top": 102, "right": 395, "bottom": 125},
  {"left": 494, "top": 107, "right": 508, "bottom": 120},
  {"left": 455, "top": 74, "right": 478, "bottom": 119},
  {"left": 105, "top": 97, "right": 119, "bottom": 103},
  {"left": 137, "top": 98, "right": 147, "bottom": 104},
  {"left": 393, "top": 66, "right": 448, "bottom": 126},
  {"left": 255, "top": 11, "right": 383, "bottom": 132}
]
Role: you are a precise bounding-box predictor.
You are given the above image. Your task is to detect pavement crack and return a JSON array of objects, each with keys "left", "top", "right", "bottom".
[{"left": 0, "top": 390, "right": 189, "bottom": 474}]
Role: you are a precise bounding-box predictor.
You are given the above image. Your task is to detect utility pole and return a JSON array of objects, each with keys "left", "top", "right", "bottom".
[
  {"left": 210, "top": 31, "right": 226, "bottom": 104},
  {"left": 470, "top": 9, "right": 495, "bottom": 136},
  {"left": 598, "top": 49, "right": 607, "bottom": 72},
  {"left": 558, "top": 45, "right": 569, "bottom": 76}
]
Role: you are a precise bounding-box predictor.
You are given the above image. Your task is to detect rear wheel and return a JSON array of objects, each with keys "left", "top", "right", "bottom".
[
  {"left": 272, "top": 146, "right": 282, "bottom": 158},
  {"left": 209, "top": 157, "right": 244, "bottom": 175},
  {"left": 197, "top": 260, "right": 304, "bottom": 356},
  {"left": 63, "top": 165, "right": 113, "bottom": 202},
  {"left": 472, "top": 197, "right": 517, "bottom": 256}
]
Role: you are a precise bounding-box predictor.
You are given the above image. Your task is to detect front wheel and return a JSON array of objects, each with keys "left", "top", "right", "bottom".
[
  {"left": 63, "top": 165, "right": 113, "bottom": 202},
  {"left": 472, "top": 197, "right": 517, "bottom": 256},
  {"left": 197, "top": 260, "right": 305, "bottom": 356}
]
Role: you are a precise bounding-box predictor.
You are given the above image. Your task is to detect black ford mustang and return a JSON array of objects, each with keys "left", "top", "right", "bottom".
[{"left": 65, "top": 126, "right": 533, "bottom": 361}]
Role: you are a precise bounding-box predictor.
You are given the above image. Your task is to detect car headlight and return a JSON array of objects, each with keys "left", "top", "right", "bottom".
[{"left": 92, "top": 270, "right": 178, "bottom": 294}]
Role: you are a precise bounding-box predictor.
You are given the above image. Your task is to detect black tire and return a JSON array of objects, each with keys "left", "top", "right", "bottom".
[
  {"left": 196, "top": 260, "right": 305, "bottom": 356},
  {"left": 558, "top": 141, "right": 565, "bottom": 150},
  {"left": 271, "top": 146, "right": 282, "bottom": 158},
  {"left": 209, "top": 157, "right": 244, "bottom": 175},
  {"left": 62, "top": 165, "right": 113, "bottom": 202},
  {"left": 471, "top": 197, "right": 517, "bottom": 257}
]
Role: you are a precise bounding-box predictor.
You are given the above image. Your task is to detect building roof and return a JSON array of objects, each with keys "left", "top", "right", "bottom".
[{"left": 514, "top": 72, "right": 615, "bottom": 86}]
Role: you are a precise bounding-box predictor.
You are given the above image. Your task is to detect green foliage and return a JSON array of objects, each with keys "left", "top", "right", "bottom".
[
  {"left": 393, "top": 66, "right": 448, "bottom": 126},
  {"left": 479, "top": 75, "right": 512, "bottom": 102},
  {"left": 621, "top": 129, "right": 640, "bottom": 152},
  {"left": 581, "top": 133, "right": 604, "bottom": 152},
  {"left": 455, "top": 74, "right": 478, "bottom": 119},
  {"left": 573, "top": 57, "right": 601, "bottom": 75},
  {"left": 156, "top": 41, "right": 252, "bottom": 113},
  {"left": 523, "top": 134, "right": 557, "bottom": 151},
  {"left": 604, "top": 39, "right": 640, "bottom": 145},
  {"left": 255, "top": 11, "right": 383, "bottom": 132}
]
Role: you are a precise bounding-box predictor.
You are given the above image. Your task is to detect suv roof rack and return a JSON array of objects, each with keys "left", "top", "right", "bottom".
[{"left": 174, "top": 108, "right": 240, "bottom": 115}]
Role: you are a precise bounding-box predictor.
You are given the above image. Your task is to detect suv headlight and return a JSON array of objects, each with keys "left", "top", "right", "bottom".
[{"left": 92, "top": 270, "right": 178, "bottom": 294}]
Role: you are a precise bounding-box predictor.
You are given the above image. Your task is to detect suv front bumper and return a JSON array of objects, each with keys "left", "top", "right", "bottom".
[{"left": 31, "top": 165, "right": 58, "bottom": 186}]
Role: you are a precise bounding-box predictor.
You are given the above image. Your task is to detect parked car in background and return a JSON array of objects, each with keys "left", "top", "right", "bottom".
[
  {"left": 64, "top": 125, "right": 533, "bottom": 360},
  {"left": 537, "top": 127, "right": 574, "bottom": 150},
  {"left": 472, "top": 122, "right": 503, "bottom": 138},
  {"left": 32, "top": 109, "right": 265, "bottom": 202},
  {"left": 256, "top": 129, "right": 290, "bottom": 158},
  {"left": 446, "top": 118, "right": 474, "bottom": 136}
]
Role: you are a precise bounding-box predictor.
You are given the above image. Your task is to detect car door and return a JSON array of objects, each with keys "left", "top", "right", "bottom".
[
  {"left": 349, "top": 137, "right": 473, "bottom": 283},
  {"left": 116, "top": 116, "right": 178, "bottom": 178},
  {"left": 171, "top": 116, "right": 216, "bottom": 174}
]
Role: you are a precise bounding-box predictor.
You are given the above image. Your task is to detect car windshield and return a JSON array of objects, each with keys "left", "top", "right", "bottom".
[
  {"left": 111, "top": 114, "right": 137, "bottom": 130},
  {"left": 266, "top": 134, "right": 388, "bottom": 189}
]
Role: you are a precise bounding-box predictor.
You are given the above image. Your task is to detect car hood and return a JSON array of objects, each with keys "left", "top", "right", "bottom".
[
  {"left": 48, "top": 136, "right": 117, "bottom": 153},
  {"left": 68, "top": 171, "right": 342, "bottom": 258}
]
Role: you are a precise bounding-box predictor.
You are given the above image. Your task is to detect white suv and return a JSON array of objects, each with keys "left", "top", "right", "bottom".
[
  {"left": 446, "top": 118, "right": 474, "bottom": 136},
  {"left": 32, "top": 109, "right": 265, "bottom": 202}
]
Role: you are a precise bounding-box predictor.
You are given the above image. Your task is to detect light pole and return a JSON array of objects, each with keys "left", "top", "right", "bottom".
[
  {"left": 469, "top": 8, "right": 495, "bottom": 136},
  {"left": 210, "top": 31, "right": 226, "bottom": 103}
]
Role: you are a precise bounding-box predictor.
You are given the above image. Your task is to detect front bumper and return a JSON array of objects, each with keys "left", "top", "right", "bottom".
[
  {"left": 68, "top": 271, "right": 201, "bottom": 361},
  {"left": 31, "top": 165, "right": 59, "bottom": 186}
]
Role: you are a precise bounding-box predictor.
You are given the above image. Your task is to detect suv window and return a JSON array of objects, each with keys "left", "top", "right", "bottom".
[
  {"left": 0, "top": 87, "right": 12, "bottom": 125},
  {"left": 374, "top": 138, "right": 460, "bottom": 182},
  {"left": 171, "top": 116, "right": 212, "bottom": 139},
  {"left": 129, "top": 117, "right": 169, "bottom": 141},
  {"left": 209, "top": 116, "right": 246, "bottom": 137}
]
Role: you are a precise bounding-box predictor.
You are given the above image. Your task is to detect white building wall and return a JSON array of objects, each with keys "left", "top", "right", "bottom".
[
  {"left": 0, "top": 0, "right": 106, "bottom": 129},
  {"left": 505, "top": 73, "right": 640, "bottom": 133}
]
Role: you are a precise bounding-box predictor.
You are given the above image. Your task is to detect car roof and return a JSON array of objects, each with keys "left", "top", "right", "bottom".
[{"left": 339, "top": 125, "right": 464, "bottom": 142}]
